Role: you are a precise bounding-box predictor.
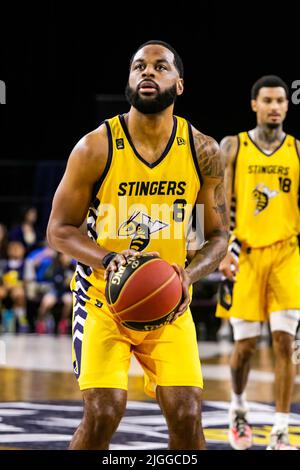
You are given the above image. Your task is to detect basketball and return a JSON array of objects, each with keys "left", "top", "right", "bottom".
[{"left": 105, "top": 255, "right": 182, "bottom": 331}]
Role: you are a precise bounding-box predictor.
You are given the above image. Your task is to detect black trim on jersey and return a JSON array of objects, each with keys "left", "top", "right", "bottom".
[
  {"left": 118, "top": 114, "right": 177, "bottom": 169},
  {"left": 91, "top": 120, "right": 113, "bottom": 201},
  {"left": 295, "top": 138, "right": 300, "bottom": 212},
  {"left": 247, "top": 131, "right": 287, "bottom": 157},
  {"left": 295, "top": 137, "right": 300, "bottom": 161},
  {"left": 187, "top": 121, "right": 203, "bottom": 186}
]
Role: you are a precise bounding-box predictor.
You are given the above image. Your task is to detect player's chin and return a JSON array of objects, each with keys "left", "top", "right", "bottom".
[
  {"left": 138, "top": 91, "right": 158, "bottom": 99},
  {"left": 266, "top": 118, "right": 282, "bottom": 127}
]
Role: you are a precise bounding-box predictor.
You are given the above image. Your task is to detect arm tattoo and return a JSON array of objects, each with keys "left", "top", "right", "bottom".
[
  {"left": 224, "top": 139, "right": 233, "bottom": 154},
  {"left": 194, "top": 132, "right": 224, "bottom": 178},
  {"left": 209, "top": 228, "right": 229, "bottom": 241},
  {"left": 213, "top": 182, "right": 228, "bottom": 226}
]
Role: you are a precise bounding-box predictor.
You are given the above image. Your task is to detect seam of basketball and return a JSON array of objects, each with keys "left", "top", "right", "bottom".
[
  {"left": 124, "top": 296, "right": 182, "bottom": 325},
  {"left": 116, "top": 271, "right": 180, "bottom": 316},
  {"left": 108, "top": 257, "right": 163, "bottom": 307}
]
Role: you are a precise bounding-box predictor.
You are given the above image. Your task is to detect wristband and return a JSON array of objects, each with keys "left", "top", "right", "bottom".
[{"left": 102, "top": 252, "right": 118, "bottom": 269}]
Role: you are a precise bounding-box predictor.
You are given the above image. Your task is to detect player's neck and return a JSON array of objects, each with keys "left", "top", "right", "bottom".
[
  {"left": 126, "top": 108, "right": 174, "bottom": 145},
  {"left": 252, "top": 125, "right": 285, "bottom": 145}
]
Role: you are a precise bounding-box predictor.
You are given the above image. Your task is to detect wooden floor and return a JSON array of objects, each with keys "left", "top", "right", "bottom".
[
  {"left": 0, "top": 334, "right": 299, "bottom": 450},
  {"left": 0, "top": 335, "right": 299, "bottom": 403}
]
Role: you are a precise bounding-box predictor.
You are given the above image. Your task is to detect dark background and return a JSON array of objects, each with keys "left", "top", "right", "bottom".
[{"left": 0, "top": 2, "right": 299, "bottom": 230}]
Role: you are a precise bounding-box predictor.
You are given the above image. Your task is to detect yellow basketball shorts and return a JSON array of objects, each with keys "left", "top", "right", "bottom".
[
  {"left": 216, "top": 235, "right": 300, "bottom": 322},
  {"left": 72, "top": 295, "right": 203, "bottom": 398}
]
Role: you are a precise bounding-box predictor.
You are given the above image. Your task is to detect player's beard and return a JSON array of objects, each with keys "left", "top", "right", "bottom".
[
  {"left": 266, "top": 122, "right": 281, "bottom": 130},
  {"left": 125, "top": 83, "right": 177, "bottom": 114}
]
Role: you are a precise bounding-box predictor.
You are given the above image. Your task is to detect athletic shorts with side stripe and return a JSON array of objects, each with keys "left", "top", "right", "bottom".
[
  {"left": 72, "top": 294, "right": 203, "bottom": 398},
  {"left": 216, "top": 235, "right": 300, "bottom": 322}
]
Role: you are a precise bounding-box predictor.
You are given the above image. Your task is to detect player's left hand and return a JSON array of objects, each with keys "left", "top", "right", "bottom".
[{"left": 169, "top": 263, "right": 192, "bottom": 323}]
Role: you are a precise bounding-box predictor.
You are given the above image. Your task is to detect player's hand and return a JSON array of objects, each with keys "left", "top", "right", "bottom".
[
  {"left": 169, "top": 263, "right": 192, "bottom": 323},
  {"left": 104, "top": 250, "right": 160, "bottom": 280},
  {"left": 219, "top": 251, "right": 239, "bottom": 281}
]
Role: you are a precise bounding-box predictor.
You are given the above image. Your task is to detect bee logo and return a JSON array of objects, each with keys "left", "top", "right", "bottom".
[
  {"left": 252, "top": 184, "right": 279, "bottom": 215},
  {"left": 118, "top": 211, "right": 168, "bottom": 251}
]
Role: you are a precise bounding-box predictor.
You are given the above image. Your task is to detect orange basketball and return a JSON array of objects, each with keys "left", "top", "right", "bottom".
[{"left": 105, "top": 255, "right": 182, "bottom": 331}]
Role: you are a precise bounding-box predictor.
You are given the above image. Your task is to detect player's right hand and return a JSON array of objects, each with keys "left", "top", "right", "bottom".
[
  {"left": 104, "top": 249, "right": 160, "bottom": 280},
  {"left": 219, "top": 251, "right": 239, "bottom": 281}
]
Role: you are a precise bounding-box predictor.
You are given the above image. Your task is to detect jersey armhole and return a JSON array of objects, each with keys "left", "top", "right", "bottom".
[
  {"left": 91, "top": 120, "right": 113, "bottom": 202},
  {"left": 295, "top": 137, "right": 300, "bottom": 162}
]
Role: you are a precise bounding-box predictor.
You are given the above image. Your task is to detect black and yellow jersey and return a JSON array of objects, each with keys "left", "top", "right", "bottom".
[
  {"left": 232, "top": 131, "right": 300, "bottom": 248},
  {"left": 71, "top": 114, "right": 202, "bottom": 301}
]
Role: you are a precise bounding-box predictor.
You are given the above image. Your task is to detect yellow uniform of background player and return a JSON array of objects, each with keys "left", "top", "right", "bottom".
[
  {"left": 47, "top": 40, "right": 228, "bottom": 450},
  {"left": 216, "top": 75, "right": 300, "bottom": 451},
  {"left": 217, "top": 130, "right": 300, "bottom": 323},
  {"left": 70, "top": 114, "right": 203, "bottom": 397}
]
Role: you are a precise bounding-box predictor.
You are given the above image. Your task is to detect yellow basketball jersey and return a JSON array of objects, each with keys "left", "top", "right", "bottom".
[
  {"left": 71, "top": 114, "right": 201, "bottom": 300},
  {"left": 233, "top": 131, "right": 300, "bottom": 248}
]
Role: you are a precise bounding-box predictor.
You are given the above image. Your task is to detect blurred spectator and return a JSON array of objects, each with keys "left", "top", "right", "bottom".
[
  {"left": 24, "top": 241, "right": 56, "bottom": 296},
  {"left": 9, "top": 206, "right": 42, "bottom": 253},
  {"left": 1, "top": 241, "right": 28, "bottom": 332},
  {"left": 23, "top": 241, "right": 56, "bottom": 332},
  {"left": 36, "top": 253, "right": 75, "bottom": 334}
]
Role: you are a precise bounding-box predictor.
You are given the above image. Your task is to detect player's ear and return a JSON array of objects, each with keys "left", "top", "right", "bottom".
[
  {"left": 177, "top": 78, "right": 184, "bottom": 96},
  {"left": 251, "top": 99, "right": 257, "bottom": 112}
]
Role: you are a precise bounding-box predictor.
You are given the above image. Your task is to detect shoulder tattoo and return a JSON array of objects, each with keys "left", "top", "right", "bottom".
[{"left": 194, "top": 132, "right": 224, "bottom": 178}]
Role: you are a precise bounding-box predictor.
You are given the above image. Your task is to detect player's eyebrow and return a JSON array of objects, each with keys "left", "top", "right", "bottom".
[
  {"left": 132, "top": 58, "right": 170, "bottom": 65},
  {"left": 156, "top": 59, "right": 170, "bottom": 65}
]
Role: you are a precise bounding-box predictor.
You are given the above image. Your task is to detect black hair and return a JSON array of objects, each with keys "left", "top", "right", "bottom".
[
  {"left": 251, "top": 75, "right": 289, "bottom": 100},
  {"left": 129, "top": 40, "right": 184, "bottom": 78}
]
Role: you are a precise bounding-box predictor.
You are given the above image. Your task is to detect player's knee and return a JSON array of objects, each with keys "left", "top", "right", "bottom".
[
  {"left": 168, "top": 395, "right": 201, "bottom": 432},
  {"left": 236, "top": 338, "right": 257, "bottom": 361},
  {"left": 83, "top": 391, "right": 126, "bottom": 433},
  {"left": 272, "top": 331, "right": 293, "bottom": 358},
  {"left": 84, "top": 406, "right": 121, "bottom": 434}
]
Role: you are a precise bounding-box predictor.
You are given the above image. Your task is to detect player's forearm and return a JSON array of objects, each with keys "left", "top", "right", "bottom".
[
  {"left": 47, "top": 224, "right": 109, "bottom": 269},
  {"left": 185, "top": 230, "right": 228, "bottom": 283}
]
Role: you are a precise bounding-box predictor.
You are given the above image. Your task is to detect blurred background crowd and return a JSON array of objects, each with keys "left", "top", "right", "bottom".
[{"left": 0, "top": 206, "right": 75, "bottom": 335}]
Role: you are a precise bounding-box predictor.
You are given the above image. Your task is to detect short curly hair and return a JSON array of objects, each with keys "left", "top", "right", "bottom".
[{"left": 129, "top": 40, "right": 184, "bottom": 78}]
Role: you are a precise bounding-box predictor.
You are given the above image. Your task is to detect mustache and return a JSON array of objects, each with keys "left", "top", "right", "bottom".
[{"left": 138, "top": 79, "right": 159, "bottom": 90}]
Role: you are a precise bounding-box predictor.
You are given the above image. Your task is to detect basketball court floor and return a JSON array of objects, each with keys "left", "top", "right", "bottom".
[{"left": 0, "top": 334, "right": 299, "bottom": 450}]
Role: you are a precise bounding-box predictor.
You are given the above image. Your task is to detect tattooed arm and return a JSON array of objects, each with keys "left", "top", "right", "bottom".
[
  {"left": 217, "top": 135, "right": 240, "bottom": 280},
  {"left": 185, "top": 130, "right": 229, "bottom": 283},
  {"left": 171, "top": 129, "right": 229, "bottom": 322},
  {"left": 220, "top": 135, "right": 239, "bottom": 212}
]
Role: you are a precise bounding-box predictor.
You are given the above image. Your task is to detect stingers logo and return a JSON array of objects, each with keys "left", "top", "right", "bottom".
[
  {"left": 118, "top": 211, "right": 168, "bottom": 251},
  {"left": 252, "top": 184, "right": 279, "bottom": 215}
]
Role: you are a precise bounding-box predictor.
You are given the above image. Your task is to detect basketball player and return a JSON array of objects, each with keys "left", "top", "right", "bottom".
[
  {"left": 47, "top": 40, "right": 229, "bottom": 450},
  {"left": 216, "top": 76, "right": 300, "bottom": 450}
]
